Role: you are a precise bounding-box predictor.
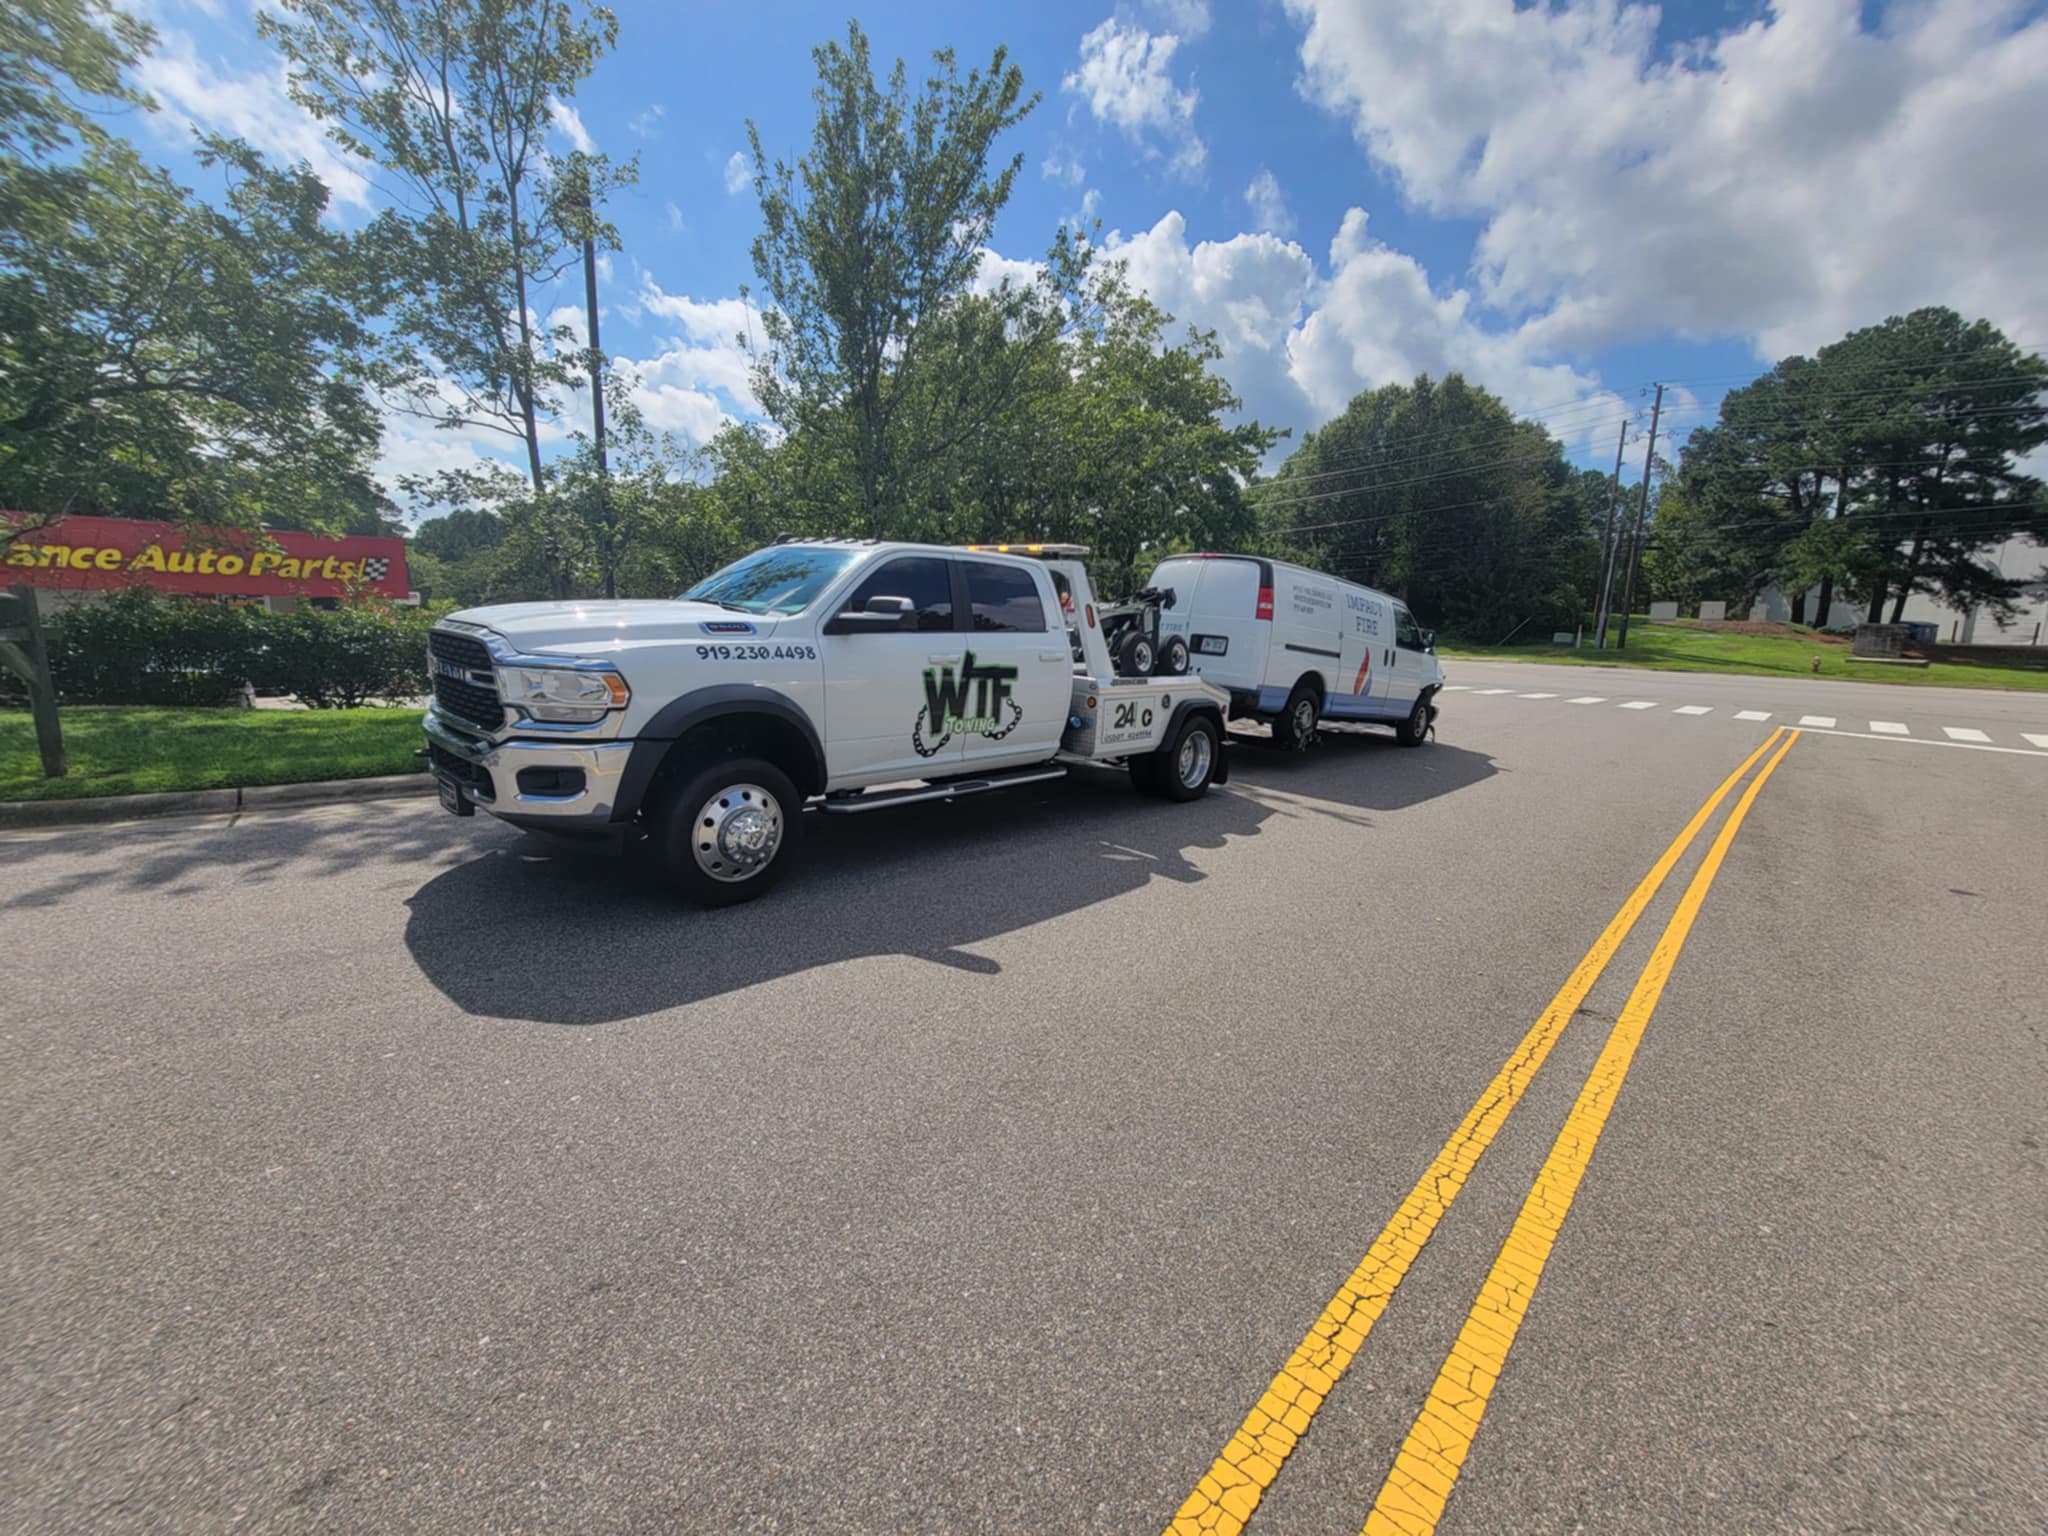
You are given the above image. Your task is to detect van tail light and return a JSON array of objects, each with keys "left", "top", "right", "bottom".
[{"left": 1255, "top": 585, "right": 1274, "bottom": 621}]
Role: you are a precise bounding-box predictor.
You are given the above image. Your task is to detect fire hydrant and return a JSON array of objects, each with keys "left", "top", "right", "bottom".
[{"left": 1811, "top": 655, "right": 1822, "bottom": 673}]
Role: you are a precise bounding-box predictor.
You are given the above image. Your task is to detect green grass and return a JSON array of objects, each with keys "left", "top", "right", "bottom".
[
  {"left": 1441, "top": 621, "right": 2048, "bottom": 691},
  {"left": 0, "top": 705, "right": 428, "bottom": 802}
]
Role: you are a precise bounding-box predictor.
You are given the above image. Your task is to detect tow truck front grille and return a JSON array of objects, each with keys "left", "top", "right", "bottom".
[{"left": 428, "top": 629, "right": 505, "bottom": 732}]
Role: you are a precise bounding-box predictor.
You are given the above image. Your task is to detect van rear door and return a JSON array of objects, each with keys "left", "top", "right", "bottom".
[{"left": 1149, "top": 556, "right": 1267, "bottom": 694}]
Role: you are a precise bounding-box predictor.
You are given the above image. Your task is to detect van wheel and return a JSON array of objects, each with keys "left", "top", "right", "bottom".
[
  {"left": 1272, "top": 684, "right": 1320, "bottom": 750},
  {"left": 1156, "top": 635, "right": 1191, "bottom": 676},
  {"left": 1396, "top": 692, "right": 1432, "bottom": 747},
  {"left": 1115, "top": 630, "right": 1155, "bottom": 677},
  {"left": 1145, "top": 713, "right": 1220, "bottom": 801},
  {"left": 655, "top": 755, "right": 802, "bottom": 907}
]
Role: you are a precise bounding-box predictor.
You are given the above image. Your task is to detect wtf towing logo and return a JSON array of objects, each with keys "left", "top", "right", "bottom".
[{"left": 913, "top": 651, "right": 1023, "bottom": 757}]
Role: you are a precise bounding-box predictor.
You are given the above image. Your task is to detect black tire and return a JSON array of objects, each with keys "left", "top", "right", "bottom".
[
  {"left": 1115, "top": 629, "right": 1155, "bottom": 678},
  {"left": 1156, "top": 634, "right": 1191, "bottom": 676},
  {"left": 654, "top": 755, "right": 802, "bottom": 907},
  {"left": 1146, "top": 713, "right": 1221, "bottom": 801},
  {"left": 1270, "top": 683, "right": 1320, "bottom": 751},
  {"left": 1395, "top": 691, "right": 1433, "bottom": 747}
]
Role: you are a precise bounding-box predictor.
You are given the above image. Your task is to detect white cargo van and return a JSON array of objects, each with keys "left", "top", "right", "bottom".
[{"left": 1143, "top": 554, "right": 1444, "bottom": 748}]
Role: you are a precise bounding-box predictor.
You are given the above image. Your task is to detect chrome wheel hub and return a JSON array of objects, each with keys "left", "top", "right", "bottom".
[
  {"left": 1177, "top": 731, "right": 1213, "bottom": 788},
  {"left": 693, "top": 784, "right": 783, "bottom": 882}
]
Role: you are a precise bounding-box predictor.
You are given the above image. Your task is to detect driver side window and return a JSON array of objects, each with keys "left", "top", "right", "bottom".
[
  {"left": 839, "top": 557, "right": 955, "bottom": 631},
  {"left": 1394, "top": 607, "right": 1423, "bottom": 650}
]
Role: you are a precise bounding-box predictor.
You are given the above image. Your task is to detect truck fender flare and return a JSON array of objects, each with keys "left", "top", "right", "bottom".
[
  {"left": 1163, "top": 697, "right": 1230, "bottom": 786},
  {"left": 611, "top": 685, "right": 826, "bottom": 822}
]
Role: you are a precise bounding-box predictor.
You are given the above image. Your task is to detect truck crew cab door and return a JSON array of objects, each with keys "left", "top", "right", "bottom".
[
  {"left": 952, "top": 558, "right": 1069, "bottom": 771},
  {"left": 820, "top": 554, "right": 965, "bottom": 784}
]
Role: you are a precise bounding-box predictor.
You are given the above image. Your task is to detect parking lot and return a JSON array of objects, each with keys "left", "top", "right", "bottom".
[{"left": 4, "top": 659, "right": 2045, "bottom": 1535}]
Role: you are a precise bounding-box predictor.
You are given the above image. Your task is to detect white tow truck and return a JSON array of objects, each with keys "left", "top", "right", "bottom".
[{"left": 423, "top": 541, "right": 1232, "bottom": 905}]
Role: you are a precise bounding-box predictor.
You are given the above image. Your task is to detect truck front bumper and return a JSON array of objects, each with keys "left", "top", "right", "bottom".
[{"left": 423, "top": 707, "right": 634, "bottom": 828}]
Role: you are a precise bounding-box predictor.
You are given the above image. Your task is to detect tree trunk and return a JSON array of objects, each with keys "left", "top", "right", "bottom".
[
  {"left": 1889, "top": 530, "right": 1927, "bottom": 623},
  {"left": 1789, "top": 590, "right": 1806, "bottom": 625},
  {"left": 1866, "top": 584, "right": 1886, "bottom": 623},
  {"left": 1815, "top": 572, "right": 1834, "bottom": 626}
]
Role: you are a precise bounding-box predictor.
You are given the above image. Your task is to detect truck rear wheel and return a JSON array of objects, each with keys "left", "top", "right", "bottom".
[
  {"left": 1271, "top": 683, "right": 1320, "bottom": 751},
  {"left": 1142, "top": 713, "right": 1220, "bottom": 802},
  {"left": 655, "top": 755, "right": 802, "bottom": 907}
]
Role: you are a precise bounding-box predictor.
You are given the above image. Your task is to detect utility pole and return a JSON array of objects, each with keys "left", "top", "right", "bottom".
[
  {"left": 578, "top": 166, "right": 613, "bottom": 597},
  {"left": 1615, "top": 382, "right": 1664, "bottom": 649},
  {"left": 1593, "top": 417, "right": 1630, "bottom": 648}
]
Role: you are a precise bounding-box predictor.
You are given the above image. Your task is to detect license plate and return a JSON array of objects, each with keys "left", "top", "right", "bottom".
[
  {"left": 437, "top": 776, "right": 474, "bottom": 817},
  {"left": 1196, "top": 635, "right": 1228, "bottom": 655}
]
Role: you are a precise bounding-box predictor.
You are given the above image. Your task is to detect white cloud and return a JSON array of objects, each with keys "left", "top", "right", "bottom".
[
  {"left": 1080, "top": 187, "right": 1103, "bottom": 222},
  {"left": 547, "top": 95, "right": 595, "bottom": 155},
  {"left": 630, "top": 103, "right": 665, "bottom": 139},
  {"left": 618, "top": 279, "right": 765, "bottom": 445},
  {"left": 1101, "top": 208, "right": 1626, "bottom": 465},
  {"left": 666, "top": 200, "right": 684, "bottom": 233},
  {"left": 723, "top": 150, "right": 751, "bottom": 196},
  {"left": 1284, "top": 0, "right": 2048, "bottom": 359},
  {"left": 1243, "top": 168, "right": 1295, "bottom": 237},
  {"left": 1147, "top": 0, "right": 1213, "bottom": 38},
  {"left": 133, "top": 29, "right": 373, "bottom": 211},
  {"left": 970, "top": 248, "right": 1044, "bottom": 297},
  {"left": 1063, "top": 18, "right": 1207, "bottom": 178},
  {"left": 1042, "top": 149, "right": 1087, "bottom": 187}
]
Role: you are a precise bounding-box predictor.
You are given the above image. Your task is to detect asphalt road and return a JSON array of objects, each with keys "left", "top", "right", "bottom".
[{"left": 4, "top": 660, "right": 2045, "bottom": 1535}]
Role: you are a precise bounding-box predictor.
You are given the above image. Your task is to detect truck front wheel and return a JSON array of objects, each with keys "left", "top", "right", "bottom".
[{"left": 655, "top": 755, "right": 802, "bottom": 907}]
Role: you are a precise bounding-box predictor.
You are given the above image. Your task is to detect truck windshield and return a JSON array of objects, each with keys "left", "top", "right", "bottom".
[{"left": 681, "top": 547, "right": 862, "bottom": 614}]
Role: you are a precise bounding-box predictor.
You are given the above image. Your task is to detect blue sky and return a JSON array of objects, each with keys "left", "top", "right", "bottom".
[{"left": 127, "top": 1, "right": 2048, "bottom": 516}]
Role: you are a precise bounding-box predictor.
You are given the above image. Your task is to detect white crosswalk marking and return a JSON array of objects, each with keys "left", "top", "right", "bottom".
[
  {"left": 1943, "top": 727, "right": 1992, "bottom": 742},
  {"left": 1673, "top": 705, "right": 1712, "bottom": 716},
  {"left": 1735, "top": 710, "right": 1772, "bottom": 721},
  {"left": 1566, "top": 696, "right": 1607, "bottom": 704},
  {"left": 1441, "top": 684, "right": 1470, "bottom": 691},
  {"left": 2025, "top": 734, "right": 2048, "bottom": 750},
  {"left": 1517, "top": 692, "right": 1558, "bottom": 699},
  {"left": 1619, "top": 700, "right": 1658, "bottom": 710},
  {"left": 1799, "top": 715, "right": 1836, "bottom": 728},
  {"left": 1870, "top": 721, "right": 1909, "bottom": 735},
  {"left": 1473, "top": 688, "right": 1513, "bottom": 695}
]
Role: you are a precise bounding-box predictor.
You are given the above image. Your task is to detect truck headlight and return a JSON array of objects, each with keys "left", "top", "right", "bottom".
[{"left": 501, "top": 666, "right": 629, "bottom": 724}]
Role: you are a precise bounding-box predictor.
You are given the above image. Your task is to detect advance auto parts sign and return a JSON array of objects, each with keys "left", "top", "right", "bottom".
[
  {"left": 2, "top": 514, "right": 408, "bottom": 599},
  {"left": 913, "top": 650, "right": 1023, "bottom": 758}
]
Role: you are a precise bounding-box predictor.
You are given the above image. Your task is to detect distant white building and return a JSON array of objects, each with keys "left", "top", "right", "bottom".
[{"left": 1753, "top": 534, "right": 2048, "bottom": 644}]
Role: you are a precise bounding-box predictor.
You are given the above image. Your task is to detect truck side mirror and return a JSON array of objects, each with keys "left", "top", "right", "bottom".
[
  {"left": 1423, "top": 629, "right": 1436, "bottom": 651},
  {"left": 824, "top": 594, "right": 914, "bottom": 635}
]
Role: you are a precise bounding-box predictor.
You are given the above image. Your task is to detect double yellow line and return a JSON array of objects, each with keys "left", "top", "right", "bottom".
[{"left": 1167, "top": 728, "right": 1798, "bottom": 1536}]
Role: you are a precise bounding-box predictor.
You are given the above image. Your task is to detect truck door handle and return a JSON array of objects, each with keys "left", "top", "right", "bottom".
[
  {"left": 928, "top": 653, "right": 963, "bottom": 665},
  {"left": 1039, "top": 649, "right": 1065, "bottom": 661}
]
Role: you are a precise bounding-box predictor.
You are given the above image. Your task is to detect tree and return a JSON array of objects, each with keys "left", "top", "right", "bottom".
[
  {"left": 1, "top": 5, "right": 388, "bottom": 535},
  {"left": 746, "top": 20, "right": 1044, "bottom": 536},
  {"left": 1258, "top": 375, "right": 1603, "bottom": 640},
  {"left": 1666, "top": 308, "right": 2046, "bottom": 625},
  {"left": 260, "top": 0, "right": 635, "bottom": 591}
]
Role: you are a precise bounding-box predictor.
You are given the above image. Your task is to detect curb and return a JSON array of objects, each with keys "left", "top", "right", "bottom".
[{"left": 0, "top": 772, "right": 434, "bottom": 830}]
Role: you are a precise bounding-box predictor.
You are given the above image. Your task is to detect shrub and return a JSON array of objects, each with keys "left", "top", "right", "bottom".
[
  {"left": 47, "top": 590, "right": 266, "bottom": 706},
  {"left": 38, "top": 592, "right": 436, "bottom": 708},
  {"left": 264, "top": 603, "right": 435, "bottom": 708}
]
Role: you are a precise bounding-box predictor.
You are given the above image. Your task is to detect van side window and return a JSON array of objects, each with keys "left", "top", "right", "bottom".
[
  {"left": 840, "top": 557, "right": 955, "bottom": 631},
  {"left": 1395, "top": 607, "right": 1424, "bottom": 650},
  {"left": 965, "top": 561, "right": 1048, "bottom": 632}
]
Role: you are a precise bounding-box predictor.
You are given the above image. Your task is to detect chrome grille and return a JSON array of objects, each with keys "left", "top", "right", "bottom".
[{"left": 428, "top": 629, "right": 504, "bottom": 732}]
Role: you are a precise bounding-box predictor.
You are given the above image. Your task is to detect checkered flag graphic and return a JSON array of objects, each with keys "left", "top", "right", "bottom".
[{"left": 360, "top": 556, "right": 390, "bottom": 582}]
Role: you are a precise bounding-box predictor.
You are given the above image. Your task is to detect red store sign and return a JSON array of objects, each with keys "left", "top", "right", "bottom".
[{"left": 3, "top": 514, "right": 408, "bottom": 600}]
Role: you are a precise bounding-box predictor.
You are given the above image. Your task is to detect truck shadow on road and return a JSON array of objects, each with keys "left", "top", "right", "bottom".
[{"left": 403, "top": 733, "right": 1497, "bottom": 1025}]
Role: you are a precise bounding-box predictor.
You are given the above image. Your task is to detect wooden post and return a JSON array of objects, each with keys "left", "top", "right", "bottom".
[{"left": 1, "top": 584, "right": 66, "bottom": 778}]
